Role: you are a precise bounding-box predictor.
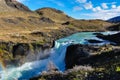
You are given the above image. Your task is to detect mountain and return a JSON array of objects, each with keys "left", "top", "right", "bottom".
[{"left": 107, "top": 16, "right": 120, "bottom": 23}]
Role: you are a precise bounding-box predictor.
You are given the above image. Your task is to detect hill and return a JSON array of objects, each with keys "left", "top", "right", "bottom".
[{"left": 36, "top": 7, "right": 73, "bottom": 23}]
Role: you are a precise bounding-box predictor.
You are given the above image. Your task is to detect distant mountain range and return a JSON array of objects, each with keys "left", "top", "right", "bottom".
[{"left": 107, "top": 16, "right": 120, "bottom": 23}]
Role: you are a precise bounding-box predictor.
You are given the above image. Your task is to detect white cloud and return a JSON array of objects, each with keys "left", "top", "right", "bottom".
[
  {"left": 84, "top": 1, "right": 93, "bottom": 9},
  {"left": 83, "top": 6, "right": 120, "bottom": 20},
  {"left": 111, "top": 5, "right": 117, "bottom": 9},
  {"left": 46, "top": 0, "right": 65, "bottom": 7},
  {"left": 92, "top": 6, "right": 102, "bottom": 12},
  {"left": 17, "top": 0, "right": 28, "bottom": 2},
  {"left": 73, "top": 6, "right": 83, "bottom": 11},
  {"left": 73, "top": 0, "right": 119, "bottom": 20},
  {"left": 111, "top": 2, "right": 117, "bottom": 5},
  {"left": 101, "top": 3, "right": 108, "bottom": 9},
  {"left": 76, "top": 0, "right": 87, "bottom": 3},
  {"left": 54, "top": 1, "right": 64, "bottom": 7}
]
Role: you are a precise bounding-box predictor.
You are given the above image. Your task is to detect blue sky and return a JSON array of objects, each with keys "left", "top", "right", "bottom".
[{"left": 17, "top": 0, "right": 120, "bottom": 20}]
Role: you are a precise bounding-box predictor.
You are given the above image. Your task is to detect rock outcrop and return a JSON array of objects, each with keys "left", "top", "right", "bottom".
[
  {"left": 65, "top": 44, "right": 97, "bottom": 69},
  {"left": 107, "top": 23, "right": 120, "bottom": 31}
]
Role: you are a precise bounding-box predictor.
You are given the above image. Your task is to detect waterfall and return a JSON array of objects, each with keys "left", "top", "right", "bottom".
[
  {"left": 0, "top": 40, "right": 69, "bottom": 80},
  {"left": 0, "top": 31, "right": 118, "bottom": 80}
]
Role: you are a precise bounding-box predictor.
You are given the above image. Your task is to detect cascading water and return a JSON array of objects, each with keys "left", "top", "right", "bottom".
[{"left": 0, "top": 32, "right": 118, "bottom": 80}]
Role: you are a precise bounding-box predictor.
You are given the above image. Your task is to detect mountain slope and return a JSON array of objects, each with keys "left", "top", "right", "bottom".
[
  {"left": 0, "top": 0, "right": 15, "bottom": 12},
  {"left": 5, "top": 0, "right": 31, "bottom": 11},
  {"left": 107, "top": 16, "right": 120, "bottom": 23}
]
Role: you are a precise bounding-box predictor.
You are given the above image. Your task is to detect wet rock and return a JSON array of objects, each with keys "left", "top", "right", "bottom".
[
  {"left": 12, "top": 43, "right": 29, "bottom": 58},
  {"left": 96, "top": 32, "right": 120, "bottom": 45},
  {"left": 87, "top": 39, "right": 103, "bottom": 43}
]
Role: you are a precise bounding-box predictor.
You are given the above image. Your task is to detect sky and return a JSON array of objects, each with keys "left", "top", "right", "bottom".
[{"left": 17, "top": 0, "right": 120, "bottom": 20}]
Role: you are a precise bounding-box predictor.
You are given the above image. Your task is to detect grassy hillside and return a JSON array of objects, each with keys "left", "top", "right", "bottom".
[
  {"left": 36, "top": 7, "right": 73, "bottom": 23},
  {"left": 68, "top": 20, "right": 112, "bottom": 31}
]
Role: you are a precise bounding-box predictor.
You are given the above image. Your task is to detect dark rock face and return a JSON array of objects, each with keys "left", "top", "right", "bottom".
[
  {"left": 5, "top": 0, "right": 31, "bottom": 11},
  {"left": 12, "top": 43, "right": 29, "bottom": 58},
  {"left": 96, "top": 32, "right": 120, "bottom": 45},
  {"left": 65, "top": 44, "right": 98, "bottom": 69}
]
